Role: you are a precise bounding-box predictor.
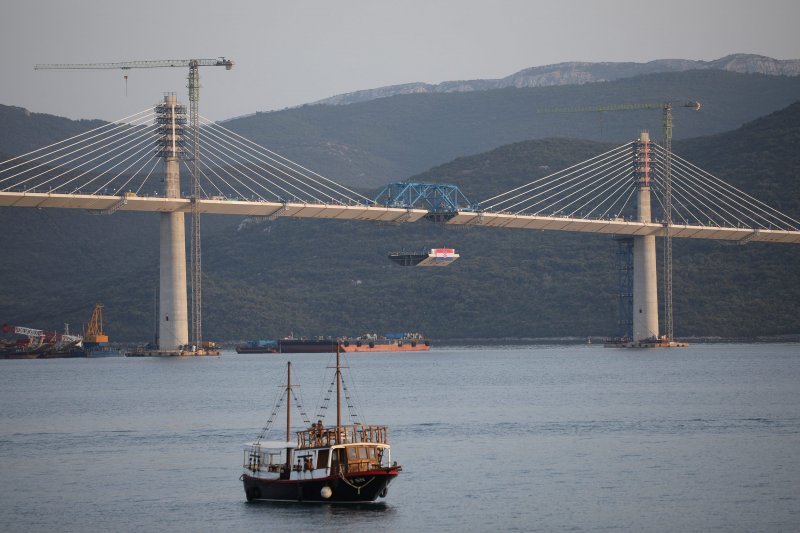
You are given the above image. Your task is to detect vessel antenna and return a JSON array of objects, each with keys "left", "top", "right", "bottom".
[
  {"left": 286, "top": 361, "right": 292, "bottom": 470},
  {"left": 336, "top": 343, "right": 342, "bottom": 443}
]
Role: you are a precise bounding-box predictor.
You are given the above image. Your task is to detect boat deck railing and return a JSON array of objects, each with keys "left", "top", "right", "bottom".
[{"left": 297, "top": 423, "right": 388, "bottom": 448}]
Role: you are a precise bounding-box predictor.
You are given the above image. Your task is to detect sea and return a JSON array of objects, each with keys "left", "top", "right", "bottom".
[{"left": 1, "top": 342, "right": 798, "bottom": 532}]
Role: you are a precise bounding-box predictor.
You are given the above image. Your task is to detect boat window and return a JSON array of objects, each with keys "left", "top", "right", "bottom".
[
  {"left": 317, "top": 449, "right": 329, "bottom": 468},
  {"left": 348, "top": 446, "right": 358, "bottom": 460},
  {"left": 358, "top": 446, "right": 368, "bottom": 459}
]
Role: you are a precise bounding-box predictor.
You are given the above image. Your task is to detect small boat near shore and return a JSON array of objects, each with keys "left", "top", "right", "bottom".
[
  {"left": 1, "top": 304, "right": 121, "bottom": 359},
  {"left": 1, "top": 323, "right": 83, "bottom": 359},
  {"left": 240, "top": 345, "right": 401, "bottom": 503}
]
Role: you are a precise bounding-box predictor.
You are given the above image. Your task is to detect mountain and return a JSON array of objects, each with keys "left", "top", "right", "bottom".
[
  {"left": 222, "top": 70, "right": 800, "bottom": 188},
  {"left": 312, "top": 54, "right": 800, "bottom": 106},
  {"left": 0, "top": 104, "right": 105, "bottom": 160},
  {"left": 4, "top": 69, "right": 800, "bottom": 192},
  {"left": 1, "top": 102, "right": 798, "bottom": 342}
]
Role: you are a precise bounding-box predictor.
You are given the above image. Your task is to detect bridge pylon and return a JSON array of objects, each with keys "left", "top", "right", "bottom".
[
  {"left": 632, "top": 131, "right": 660, "bottom": 343},
  {"left": 156, "top": 94, "right": 189, "bottom": 351},
  {"left": 607, "top": 131, "right": 687, "bottom": 348}
]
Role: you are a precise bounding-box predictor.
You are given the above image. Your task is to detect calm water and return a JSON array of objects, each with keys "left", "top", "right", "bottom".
[{"left": 1, "top": 343, "right": 799, "bottom": 532}]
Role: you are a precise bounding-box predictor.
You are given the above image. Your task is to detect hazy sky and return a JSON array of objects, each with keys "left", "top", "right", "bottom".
[{"left": 2, "top": 0, "right": 798, "bottom": 122}]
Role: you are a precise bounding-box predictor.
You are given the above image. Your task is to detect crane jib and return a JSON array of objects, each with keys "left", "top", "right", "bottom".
[{"left": 34, "top": 58, "right": 233, "bottom": 70}]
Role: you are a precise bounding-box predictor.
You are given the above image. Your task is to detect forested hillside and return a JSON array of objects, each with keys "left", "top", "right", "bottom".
[
  {"left": 1, "top": 102, "right": 798, "bottom": 342},
  {"left": 3, "top": 70, "right": 800, "bottom": 191},
  {"left": 224, "top": 70, "right": 800, "bottom": 187}
]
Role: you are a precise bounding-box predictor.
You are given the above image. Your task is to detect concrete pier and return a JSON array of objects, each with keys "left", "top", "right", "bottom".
[
  {"left": 632, "top": 131, "right": 660, "bottom": 343},
  {"left": 158, "top": 95, "right": 188, "bottom": 350}
]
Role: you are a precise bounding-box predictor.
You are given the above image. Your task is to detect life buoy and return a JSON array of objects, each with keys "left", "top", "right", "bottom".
[
  {"left": 424, "top": 340, "right": 430, "bottom": 346},
  {"left": 411, "top": 341, "right": 417, "bottom": 347},
  {"left": 368, "top": 341, "right": 375, "bottom": 348},
  {"left": 356, "top": 340, "right": 362, "bottom": 347},
  {"left": 344, "top": 340, "right": 350, "bottom": 347}
]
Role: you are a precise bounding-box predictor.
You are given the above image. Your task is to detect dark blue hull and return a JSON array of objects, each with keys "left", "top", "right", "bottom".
[
  {"left": 242, "top": 469, "right": 399, "bottom": 503},
  {"left": 236, "top": 339, "right": 337, "bottom": 354}
]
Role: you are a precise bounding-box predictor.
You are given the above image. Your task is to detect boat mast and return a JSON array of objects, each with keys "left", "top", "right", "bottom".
[
  {"left": 286, "top": 361, "right": 292, "bottom": 469},
  {"left": 336, "top": 343, "right": 341, "bottom": 444}
]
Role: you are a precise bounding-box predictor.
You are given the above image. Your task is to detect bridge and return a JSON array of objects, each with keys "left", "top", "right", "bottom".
[{"left": 2, "top": 96, "right": 798, "bottom": 351}]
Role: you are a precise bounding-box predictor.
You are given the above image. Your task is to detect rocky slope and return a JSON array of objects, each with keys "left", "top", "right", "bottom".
[{"left": 313, "top": 54, "right": 800, "bottom": 106}]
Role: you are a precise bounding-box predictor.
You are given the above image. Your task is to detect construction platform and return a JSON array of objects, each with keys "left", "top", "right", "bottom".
[
  {"left": 125, "top": 343, "right": 220, "bottom": 357},
  {"left": 603, "top": 337, "right": 689, "bottom": 349}
]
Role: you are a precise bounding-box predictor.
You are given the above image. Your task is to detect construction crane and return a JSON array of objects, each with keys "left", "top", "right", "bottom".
[
  {"left": 538, "top": 100, "right": 701, "bottom": 342},
  {"left": 35, "top": 58, "right": 234, "bottom": 351},
  {"left": 84, "top": 303, "right": 108, "bottom": 344}
]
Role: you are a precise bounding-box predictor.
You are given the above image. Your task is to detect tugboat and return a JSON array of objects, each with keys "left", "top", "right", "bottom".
[{"left": 240, "top": 345, "right": 401, "bottom": 503}]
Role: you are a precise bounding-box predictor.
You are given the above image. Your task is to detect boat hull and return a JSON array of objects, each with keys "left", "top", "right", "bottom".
[
  {"left": 242, "top": 469, "right": 399, "bottom": 503},
  {"left": 84, "top": 343, "right": 121, "bottom": 357},
  {"left": 0, "top": 348, "right": 85, "bottom": 359}
]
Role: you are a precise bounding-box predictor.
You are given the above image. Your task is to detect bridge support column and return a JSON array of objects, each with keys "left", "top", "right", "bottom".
[
  {"left": 632, "top": 132, "right": 659, "bottom": 343},
  {"left": 157, "top": 95, "right": 188, "bottom": 351}
]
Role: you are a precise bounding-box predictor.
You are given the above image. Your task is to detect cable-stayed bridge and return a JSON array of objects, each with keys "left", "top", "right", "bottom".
[
  {"left": 1, "top": 105, "right": 797, "bottom": 241},
  {"left": 0, "top": 106, "right": 428, "bottom": 223},
  {"left": 1, "top": 99, "right": 798, "bottom": 350}
]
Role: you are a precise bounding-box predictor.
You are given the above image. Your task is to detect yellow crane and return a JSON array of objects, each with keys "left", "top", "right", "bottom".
[
  {"left": 35, "top": 58, "right": 234, "bottom": 351},
  {"left": 538, "top": 101, "right": 701, "bottom": 342},
  {"left": 84, "top": 303, "right": 108, "bottom": 344}
]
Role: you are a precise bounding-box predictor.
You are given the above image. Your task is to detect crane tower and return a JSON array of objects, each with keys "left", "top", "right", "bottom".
[
  {"left": 35, "top": 58, "right": 233, "bottom": 353},
  {"left": 538, "top": 101, "right": 699, "bottom": 346}
]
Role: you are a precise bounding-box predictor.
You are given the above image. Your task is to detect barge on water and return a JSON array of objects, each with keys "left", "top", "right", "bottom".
[
  {"left": 235, "top": 333, "right": 430, "bottom": 354},
  {"left": 603, "top": 335, "right": 689, "bottom": 348},
  {"left": 388, "top": 247, "right": 459, "bottom": 267}
]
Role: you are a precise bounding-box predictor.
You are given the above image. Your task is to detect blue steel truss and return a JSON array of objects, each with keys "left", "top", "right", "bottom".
[{"left": 373, "top": 182, "right": 476, "bottom": 218}]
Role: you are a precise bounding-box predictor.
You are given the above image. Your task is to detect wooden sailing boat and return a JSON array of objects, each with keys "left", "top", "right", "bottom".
[{"left": 241, "top": 344, "right": 401, "bottom": 503}]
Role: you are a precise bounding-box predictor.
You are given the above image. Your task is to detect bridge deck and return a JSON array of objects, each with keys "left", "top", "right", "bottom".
[
  {"left": 0, "top": 192, "right": 429, "bottom": 223},
  {"left": 447, "top": 212, "right": 800, "bottom": 244},
  {"left": 1, "top": 192, "right": 798, "bottom": 243}
]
